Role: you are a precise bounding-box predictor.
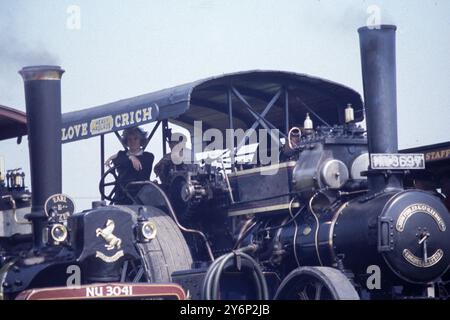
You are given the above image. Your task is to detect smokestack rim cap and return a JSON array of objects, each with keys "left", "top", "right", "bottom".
[
  {"left": 358, "top": 24, "right": 397, "bottom": 34},
  {"left": 19, "top": 65, "right": 65, "bottom": 81}
]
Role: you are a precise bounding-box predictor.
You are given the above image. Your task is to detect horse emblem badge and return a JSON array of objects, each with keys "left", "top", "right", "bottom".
[{"left": 95, "top": 219, "right": 124, "bottom": 263}]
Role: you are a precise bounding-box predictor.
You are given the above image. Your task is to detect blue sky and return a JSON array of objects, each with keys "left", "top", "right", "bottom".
[{"left": 1, "top": 0, "right": 449, "bottom": 209}]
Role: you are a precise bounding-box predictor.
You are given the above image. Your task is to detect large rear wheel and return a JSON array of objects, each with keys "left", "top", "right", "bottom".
[
  {"left": 274, "top": 266, "right": 359, "bottom": 300},
  {"left": 119, "top": 206, "right": 193, "bottom": 283}
]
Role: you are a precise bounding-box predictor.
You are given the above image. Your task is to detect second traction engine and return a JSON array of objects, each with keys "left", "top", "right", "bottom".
[
  {"left": 167, "top": 25, "right": 450, "bottom": 299},
  {"left": 164, "top": 117, "right": 450, "bottom": 298}
]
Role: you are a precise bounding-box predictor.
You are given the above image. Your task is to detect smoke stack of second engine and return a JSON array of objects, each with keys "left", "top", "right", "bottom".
[
  {"left": 19, "top": 65, "right": 64, "bottom": 248},
  {"left": 358, "top": 25, "right": 402, "bottom": 192}
]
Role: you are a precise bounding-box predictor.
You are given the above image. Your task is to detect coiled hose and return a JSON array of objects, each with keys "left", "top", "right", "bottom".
[{"left": 201, "top": 246, "right": 269, "bottom": 300}]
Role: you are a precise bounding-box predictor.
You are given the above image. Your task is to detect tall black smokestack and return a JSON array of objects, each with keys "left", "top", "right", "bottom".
[
  {"left": 358, "top": 25, "right": 402, "bottom": 192},
  {"left": 19, "top": 65, "right": 64, "bottom": 248}
]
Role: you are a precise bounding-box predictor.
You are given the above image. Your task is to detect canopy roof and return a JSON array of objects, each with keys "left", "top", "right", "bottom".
[
  {"left": 0, "top": 105, "right": 27, "bottom": 141},
  {"left": 401, "top": 141, "right": 450, "bottom": 164},
  {"left": 61, "top": 70, "right": 364, "bottom": 143}
]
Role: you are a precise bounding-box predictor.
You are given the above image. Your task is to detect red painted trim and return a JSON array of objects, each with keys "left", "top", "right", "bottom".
[{"left": 15, "top": 283, "right": 186, "bottom": 300}]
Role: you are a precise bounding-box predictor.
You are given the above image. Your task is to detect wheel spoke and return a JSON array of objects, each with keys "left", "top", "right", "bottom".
[
  {"left": 298, "top": 289, "right": 309, "bottom": 300},
  {"left": 120, "top": 260, "right": 129, "bottom": 282},
  {"left": 99, "top": 166, "right": 119, "bottom": 201},
  {"left": 314, "top": 282, "right": 323, "bottom": 300},
  {"left": 133, "top": 266, "right": 145, "bottom": 283},
  {"left": 106, "top": 186, "right": 116, "bottom": 199}
]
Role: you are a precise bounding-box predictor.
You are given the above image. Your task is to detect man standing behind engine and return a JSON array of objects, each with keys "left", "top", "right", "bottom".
[{"left": 154, "top": 131, "right": 192, "bottom": 186}]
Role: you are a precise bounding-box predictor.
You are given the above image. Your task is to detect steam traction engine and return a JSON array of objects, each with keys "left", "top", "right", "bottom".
[
  {"left": 166, "top": 25, "right": 450, "bottom": 299},
  {"left": 0, "top": 25, "right": 449, "bottom": 300}
]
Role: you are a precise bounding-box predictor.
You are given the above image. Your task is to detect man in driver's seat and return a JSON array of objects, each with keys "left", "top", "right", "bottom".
[{"left": 105, "top": 126, "right": 154, "bottom": 204}]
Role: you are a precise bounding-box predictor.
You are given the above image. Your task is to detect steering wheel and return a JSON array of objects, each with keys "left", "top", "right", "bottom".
[{"left": 99, "top": 166, "right": 127, "bottom": 202}]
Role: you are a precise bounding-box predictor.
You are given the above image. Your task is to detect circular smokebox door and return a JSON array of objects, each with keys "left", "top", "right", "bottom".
[{"left": 379, "top": 190, "right": 450, "bottom": 284}]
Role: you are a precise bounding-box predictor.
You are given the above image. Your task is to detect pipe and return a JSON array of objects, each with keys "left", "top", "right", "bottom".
[
  {"left": 202, "top": 247, "right": 268, "bottom": 300},
  {"left": 358, "top": 25, "right": 402, "bottom": 192},
  {"left": 19, "top": 65, "right": 64, "bottom": 248}
]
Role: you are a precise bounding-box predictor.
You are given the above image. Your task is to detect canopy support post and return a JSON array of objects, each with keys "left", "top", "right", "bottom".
[
  {"left": 162, "top": 120, "right": 168, "bottom": 155},
  {"left": 284, "top": 88, "right": 289, "bottom": 135},
  {"left": 143, "top": 120, "right": 161, "bottom": 150},
  {"left": 227, "top": 88, "right": 235, "bottom": 171},
  {"left": 100, "top": 134, "right": 105, "bottom": 201}
]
